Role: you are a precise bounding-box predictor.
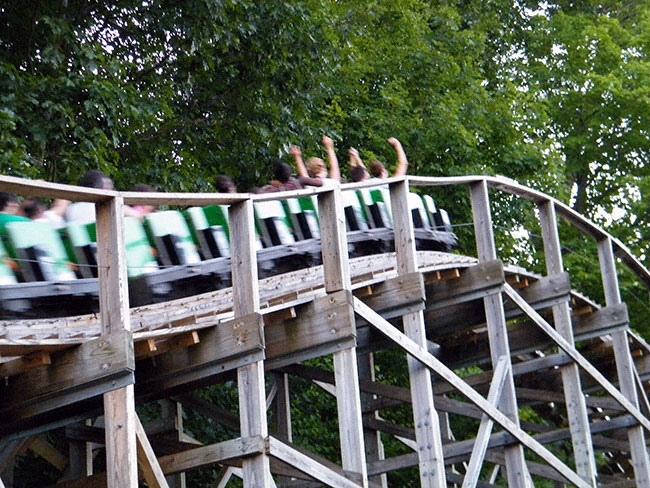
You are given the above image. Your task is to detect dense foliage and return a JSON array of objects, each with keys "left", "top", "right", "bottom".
[{"left": 4, "top": 0, "right": 650, "bottom": 486}]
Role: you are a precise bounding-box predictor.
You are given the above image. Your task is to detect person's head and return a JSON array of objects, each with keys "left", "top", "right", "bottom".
[
  {"left": 130, "top": 184, "right": 155, "bottom": 215},
  {"left": 19, "top": 197, "right": 45, "bottom": 219},
  {"left": 306, "top": 157, "right": 327, "bottom": 179},
  {"left": 0, "top": 192, "right": 19, "bottom": 214},
  {"left": 273, "top": 160, "right": 293, "bottom": 183},
  {"left": 369, "top": 161, "right": 388, "bottom": 179},
  {"left": 132, "top": 183, "right": 154, "bottom": 193},
  {"left": 349, "top": 165, "right": 369, "bottom": 183},
  {"left": 214, "top": 175, "right": 236, "bottom": 193},
  {"left": 80, "top": 169, "right": 113, "bottom": 190}
]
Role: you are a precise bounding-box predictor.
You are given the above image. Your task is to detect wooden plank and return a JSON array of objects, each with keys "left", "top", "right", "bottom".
[
  {"left": 229, "top": 199, "right": 272, "bottom": 487},
  {"left": 598, "top": 237, "right": 650, "bottom": 485},
  {"left": 135, "top": 416, "right": 170, "bottom": 488},
  {"left": 267, "top": 437, "right": 360, "bottom": 488},
  {"left": 0, "top": 351, "right": 51, "bottom": 377},
  {"left": 353, "top": 297, "right": 590, "bottom": 488},
  {"left": 96, "top": 196, "right": 137, "bottom": 488},
  {"left": 157, "top": 436, "right": 266, "bottom": 475},
  {"left": 135, "top": 313, "right": 264, "bottom": 394},
  {"left": 390, "top": 179, "right": 446, "bottom": 488},
  {"left": 0, "top": 330, "right": 134, "bottom": 426},
  {"left": 425, "top": 260, "right": 505, "bottom": 311},
  {"left": 470, "top": 180, "right": 529, "bottom": 488},
  {"left": 360, "top": 272, "right": 425, "bottom": 320},
  {"left": 264, "top": 290, "right": 355, "bottom": 369},
  {"left": 0, "top": 175, "right": 115, "bottom": 202}
]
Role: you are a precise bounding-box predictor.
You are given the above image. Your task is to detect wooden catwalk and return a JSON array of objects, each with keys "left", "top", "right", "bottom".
[{"left": 1, "top": 174, "right": 650, "bottom": 487}]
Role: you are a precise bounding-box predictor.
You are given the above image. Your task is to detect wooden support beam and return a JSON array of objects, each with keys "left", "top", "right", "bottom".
[
  {"left": 319, "top": 186, "right": 368, "bottom": 488},
  {"left": 229, "top": 199, "right": 272, "bottom": 487},
  {"left": 538, "top": 199, "right": 597, "bottom": 485},
  {"left": 96, "top": 196, "right": 137, "bottom": 488},
  {"left": 353, "top": 296, "right": 590, "bottom": 488},
  {"left": 135, "top": 416, "right": 170, "bottom": 488},
  {"left": 0, "top": 330, "right": 134, "bottom": 435},
  {"left": 158, "top": 436, "right": 266, "bottom": 475},
  {"left": 598, "top": 237, "right": 650, "bottom": 485},
  {"left": 470, "top": 180, "right": 529, "bottom": 488},
  {"left": 390, "top": 179, "right": 446, "bottom": 488}
]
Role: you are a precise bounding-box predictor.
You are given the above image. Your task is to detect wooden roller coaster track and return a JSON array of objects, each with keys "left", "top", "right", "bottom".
[{"left": 1, "top": 174, "right": 650, "bottom": 487}]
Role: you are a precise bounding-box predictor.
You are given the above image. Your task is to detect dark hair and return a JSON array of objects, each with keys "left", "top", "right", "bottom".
[
  {"left": 79, "top": 169, "right": 110, "bottom": 189},
  {"left": 214, "top": 175, "right": 236, "bottom": 193},
  {"left": 132, "top": 183, "right": 154, "bottom": 192},
  {"left": 350, "top": 166, "right": 368, "bottom": 182},
  {"left": 20, "top": 197, "right": 44, "bottom": 219},
  {"left": 369, "top": 161, "right": 385, "bottom": 178},
  {"left": 0, "top": 192, "right": 18, "bottom": 211},
  {"left": 274, "top": 160, "right": 292, "bottom": 183}
]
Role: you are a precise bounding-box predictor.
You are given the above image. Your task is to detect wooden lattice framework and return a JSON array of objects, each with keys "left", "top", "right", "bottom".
[{"left": 1, "top": 174, "right": 650, "bottom": 487}]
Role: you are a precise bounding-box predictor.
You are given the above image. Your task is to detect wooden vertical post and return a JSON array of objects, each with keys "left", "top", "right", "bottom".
[
  {"left": 598, "top": 237, "right": 650, "bottom": 485},
  {"left": 229, "top": 200, "right": 272, "bottom": 487},
  {"left": 389, "top": 179, "right": 446, "bottom": 488},
  {"left": 538, "top": 200, "right": 597, "bottom": 485},
  {"left": 358, "top": 352, "right": 388, "bottom": 488},
  {"left": 470, "top": 180, "right": 529, "bottom": 488},
  {"left": 318, "top": 187, "right": 368, "bottom": 487},
  {"left": 270, "top": 372, "right": 292, "bottom": 443},
  {"left": 96, "top": 196, "right": 138, "bottom": 488}
]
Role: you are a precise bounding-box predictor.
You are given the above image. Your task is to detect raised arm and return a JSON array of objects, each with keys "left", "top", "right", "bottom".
[
  {"left": 322, "top": 136, "right": 341, "bottom": 181},
  {"left": 387, "top": 137, "right": 408, "bottom": 177},
  {"left": 348, "top": 147, "right": 366, "bottom": 168},
  {"left": 289, "top": 145, "right": 309, "bottom": 178}
]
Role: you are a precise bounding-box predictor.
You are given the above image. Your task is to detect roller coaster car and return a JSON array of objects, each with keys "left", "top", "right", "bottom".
[
  {"left": 0, "top": 191, "right": 457, "bottom": 318},
  {"left": 0, "top": 221, "right": 97, "bottom": 319}
]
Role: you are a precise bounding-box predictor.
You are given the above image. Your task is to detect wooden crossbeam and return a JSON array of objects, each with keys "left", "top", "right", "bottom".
[
  {"left": 353, "top": 296, "right": 591, "bottom": 488},
  {"left": 157, "top": 436, "right": 266, "bottom": 475},
  {"left": 0, "top": 329, "right": 134, "bottom": 435},
  {"left": 0, "top": 351, "right": 51, "bottom": 377}
]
